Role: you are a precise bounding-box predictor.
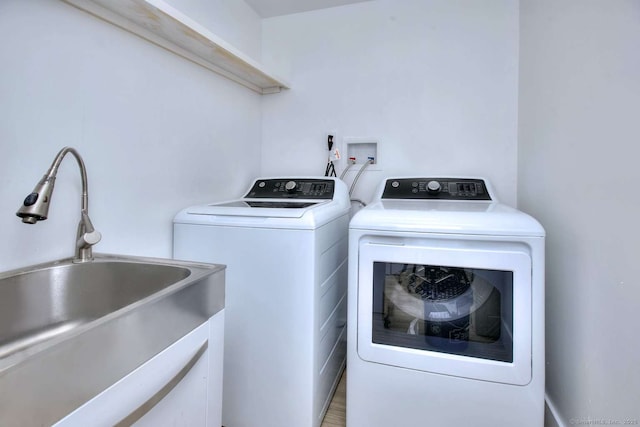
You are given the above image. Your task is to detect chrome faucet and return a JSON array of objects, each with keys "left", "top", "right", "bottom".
[{"left": 16, "top": 147, "right": 101, "bottom": 263}]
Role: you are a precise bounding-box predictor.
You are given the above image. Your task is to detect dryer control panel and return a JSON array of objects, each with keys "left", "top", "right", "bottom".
[
  {"left": 245, "top": 179, "right": 335, "bottom": 199},
  {"left": 382, "top": 178, "right": 491, "bottom": 200}
]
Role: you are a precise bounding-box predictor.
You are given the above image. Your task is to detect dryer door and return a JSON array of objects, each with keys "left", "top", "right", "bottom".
[{"left": 357, "top": 239, "right": 532, "bottom": 385}]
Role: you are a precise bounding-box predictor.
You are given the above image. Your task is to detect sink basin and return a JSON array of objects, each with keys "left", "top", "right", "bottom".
[
  {"left": 0, "top": 254, "right": 225, "bottom": 426},
  {"left": 0, "top": 261, "right": 191, "bottom": 359}
]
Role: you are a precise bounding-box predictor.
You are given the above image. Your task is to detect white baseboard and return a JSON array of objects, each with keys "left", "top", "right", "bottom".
[{"left": 545, "top": 394, "right": 566, "bottom": 427}]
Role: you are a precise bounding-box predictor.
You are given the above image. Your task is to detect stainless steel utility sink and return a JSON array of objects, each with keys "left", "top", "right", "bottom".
[
  {"left": 0, "top": 254, "right": 225, "bottom": 426},
  {"left": 0, "top": 260, "right": 192, "bottom": 359}
]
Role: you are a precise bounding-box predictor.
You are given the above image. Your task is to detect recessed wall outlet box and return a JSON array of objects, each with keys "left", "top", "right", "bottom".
[{"left": 344, "top": 137, "right": 379, "bottom": 170}]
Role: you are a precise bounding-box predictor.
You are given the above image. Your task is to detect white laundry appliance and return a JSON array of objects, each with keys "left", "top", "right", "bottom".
[
  {"left": 347, "top": 177, "right": 545, "bottom": 427},
  {"left": 173, "top": 177, "right": 350, "bottom": 427}
]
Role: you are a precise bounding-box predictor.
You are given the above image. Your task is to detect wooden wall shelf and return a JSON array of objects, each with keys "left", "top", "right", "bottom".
[{"left": 62, "top": 0, "right": 290, "bottom": 94}]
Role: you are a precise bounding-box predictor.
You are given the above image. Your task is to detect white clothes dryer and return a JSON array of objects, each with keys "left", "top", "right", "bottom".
[
  {"left": 173, "top": 178, "right": 350, "bottom": 427},
  {"left": 347, "top": 177, "right": 545, "bottom": 427}
]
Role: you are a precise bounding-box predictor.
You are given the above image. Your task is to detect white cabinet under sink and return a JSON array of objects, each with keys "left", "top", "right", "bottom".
[{"left": 54, "top": 311, "right": 224, "bottom": 427}]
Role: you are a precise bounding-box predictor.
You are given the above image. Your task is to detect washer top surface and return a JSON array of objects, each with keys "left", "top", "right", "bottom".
[
  {"left": 174, "top": 177, "right": 350, "bottom": 229},
  {"left": 351, "top": 177, "right": 544, "bottom": 237}
]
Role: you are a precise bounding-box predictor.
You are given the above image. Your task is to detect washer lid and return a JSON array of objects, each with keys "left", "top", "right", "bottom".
[
  {"left": 209, "top": 200, "right": 320, "bottom": 209},
  {"left": 184, "top": 198, "right": 328, "bottom": 218},
  {"left": 176, "top": 198, "right": 347, "bottom": 229},
  {"left": 173, "top": 177, "right": 351, "bottom": 229}
]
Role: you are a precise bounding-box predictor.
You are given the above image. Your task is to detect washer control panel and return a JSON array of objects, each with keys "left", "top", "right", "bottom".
[
  {"left": 382, "top": 178, "right": 491, "bottom": 200},
  {"left": 245, "top": 179, "right": 335, "bottom": 199}
]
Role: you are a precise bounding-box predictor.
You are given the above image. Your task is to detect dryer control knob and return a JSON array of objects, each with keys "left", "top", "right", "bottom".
[
  {"left": 427, "top": 180, "right": 441, "bottom": 193},
  {"left": 285, "top": 180, "right": 297, "bottom": 192}
]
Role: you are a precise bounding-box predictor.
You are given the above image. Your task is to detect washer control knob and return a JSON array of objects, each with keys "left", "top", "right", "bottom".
[
  {"left": 427, "top": 180, "right": 441, "bottom": 193},
  {"left": 285, "top": 180, "right": 297, "bottom": 192}
]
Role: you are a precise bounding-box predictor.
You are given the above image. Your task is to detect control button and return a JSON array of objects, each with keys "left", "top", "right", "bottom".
[
  {"left": 412, "top": 182, "right": 418, "bottom": 187},
  {"left": 285, "top": 180, "right": 297, "bottom": 193},
  {"left": 391, "top": 181, "right": 400, "bottom": 188},
  {"left": 24, "top": 193, "right": 38, "bottom": 206},
  {"left": 258, "top": 181, "right": 266, "bottom": 188},
  {"left": 427, "top": 180, "right": 441, "bottom": 193}
]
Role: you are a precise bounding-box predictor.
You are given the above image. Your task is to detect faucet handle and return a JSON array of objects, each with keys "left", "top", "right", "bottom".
[
  {"left": 77, "top": 210, "right": 101, "bottom": 252},
  {"left": 83, "top": 230, "right": 102, "bottom": 245}
]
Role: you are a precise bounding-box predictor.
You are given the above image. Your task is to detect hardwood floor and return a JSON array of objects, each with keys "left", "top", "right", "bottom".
[{"left": 321, "top": 369, "right": 346, "bottom": 427}]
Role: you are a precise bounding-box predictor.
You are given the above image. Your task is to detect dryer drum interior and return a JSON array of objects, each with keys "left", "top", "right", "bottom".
[{"left": 375, "top": 262, "right": 514, "bottom": 362}]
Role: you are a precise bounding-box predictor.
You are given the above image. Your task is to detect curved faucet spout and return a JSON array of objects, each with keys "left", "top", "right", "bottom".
[
  {"left": 16, "top": 147, "right": 101, "bottom": 263},
  {"left": 47, "top": 147, "right": 90, "bottom": 212}
]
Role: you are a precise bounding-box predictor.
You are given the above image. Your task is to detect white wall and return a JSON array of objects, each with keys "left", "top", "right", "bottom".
[
  {"left": 261, "top": 0, "right": 519, "bottom": 206},
  {"left": 518, "top": 1, "right": 640, "bottom": 425},
  {"left": 0, "top": 0, "right": 262, "bottom": 272}
]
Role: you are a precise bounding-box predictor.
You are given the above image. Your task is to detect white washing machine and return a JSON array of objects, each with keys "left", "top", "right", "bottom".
[
  {"left": 173, "top": 177, "right": 350, "bottom": 427},
  {"left": 347, "top": 177, "right": 545, "bottom": 427}
]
